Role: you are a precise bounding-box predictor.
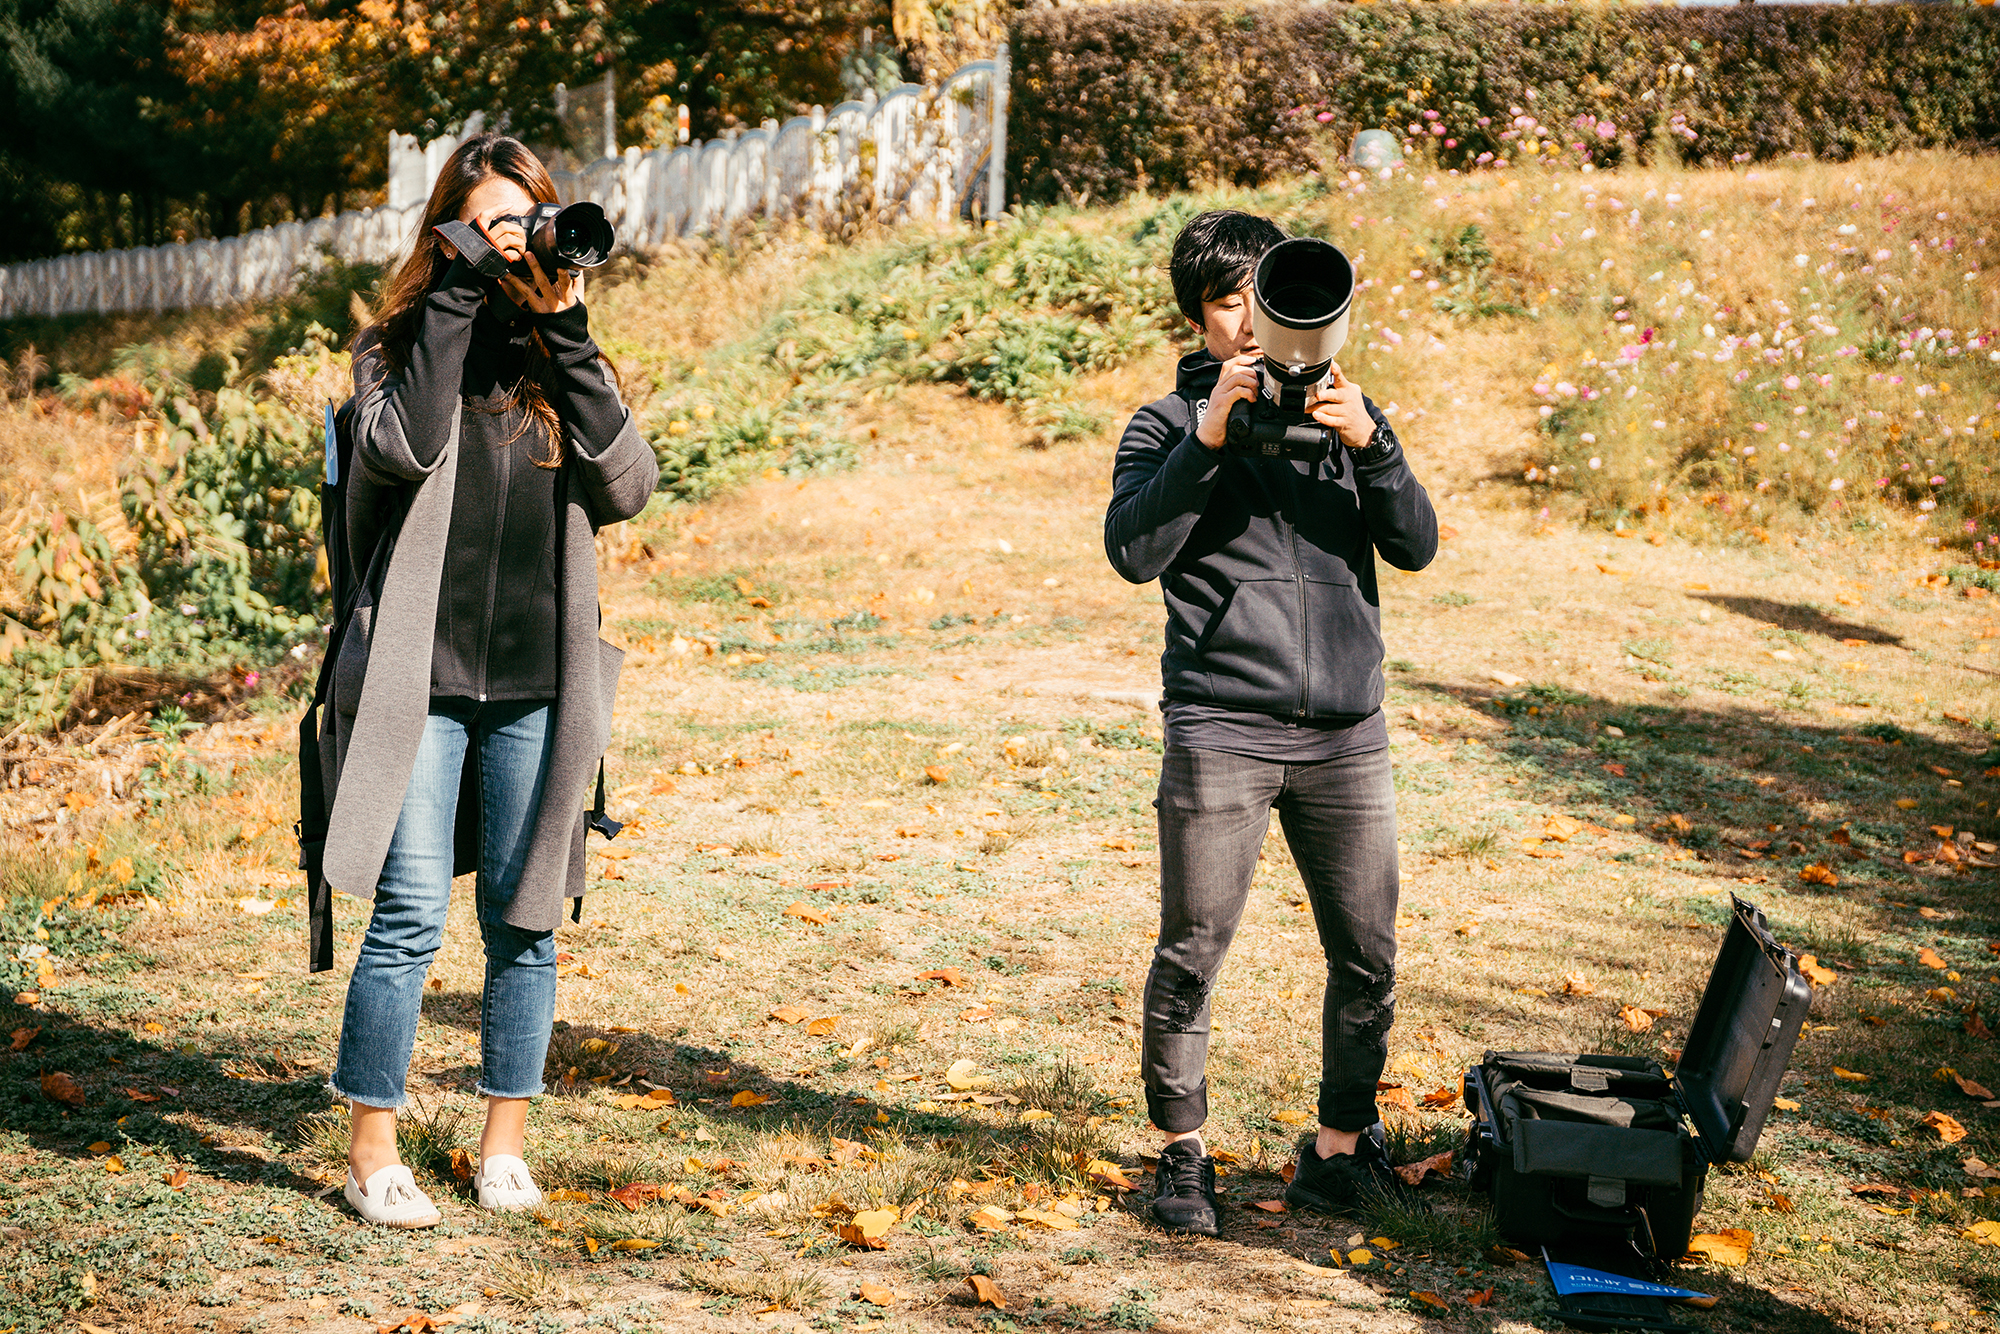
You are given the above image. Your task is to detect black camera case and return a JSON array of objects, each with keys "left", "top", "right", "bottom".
[{"left": 1461, "top": 896, "right": 1809, "bottom": 1261}]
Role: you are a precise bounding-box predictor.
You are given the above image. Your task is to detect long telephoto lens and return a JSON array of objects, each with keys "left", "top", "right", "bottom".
[{"left": 1249, "top": 238, "right": 1354, "bottom": 378}]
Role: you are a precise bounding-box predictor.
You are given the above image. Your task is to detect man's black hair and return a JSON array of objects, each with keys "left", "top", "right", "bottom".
[{"left": 1169, "top": 210, "right": 1287, "bottom": 330}]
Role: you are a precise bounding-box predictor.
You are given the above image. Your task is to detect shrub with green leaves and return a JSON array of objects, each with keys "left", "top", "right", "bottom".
[
  {"left": 1007, "top": 1, "right": 2000, "bottom": 205},
  {"left": 2, "top": 345, "right": 327, "bottom": 732}
]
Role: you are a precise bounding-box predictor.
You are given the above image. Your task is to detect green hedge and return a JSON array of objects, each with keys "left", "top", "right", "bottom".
[{"left": 1006, "top": 2, "right": 2000, "bottom": 204}]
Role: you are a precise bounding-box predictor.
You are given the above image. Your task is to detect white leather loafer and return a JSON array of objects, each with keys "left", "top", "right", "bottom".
[
  {"left": 474, "top": 1154, "right": 543, "bottom": 1212},
  {"left": 344, "top": 1163, "right": 442, "bottom": 1228}
]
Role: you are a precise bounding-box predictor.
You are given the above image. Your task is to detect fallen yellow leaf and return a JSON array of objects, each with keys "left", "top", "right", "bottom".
[
  {"left": 967, "top": 1274, "right": 1007, "bottom": 1309},
  {"left": 1797, "top": 955, "right": 1838, "bottom": 987},
  {"left": 1925, "top": 1111, "right": 1969, "bottom": 1143},
  {"left": 968, "top": 1204, "right": 1012, "bottom": 1231},
  {"left": 1833, "top": 1067, "right": 1870, "bottom": 1082},
  {"left": 1686, "top": 1229, "right": 1753, "bottom": 1266},
  {"left": 835, "top": 1206, "right": 899, "bottom": 1250},
  {"left": 1953, "top": 1073, "right": 1997, "bottom": 1100},
  {"left": 1965, "top": 1219, "right": 2000, "bottom": 1245},
  {"left": 730, "top": 1090, "right": 770, "bottom": 1107}
]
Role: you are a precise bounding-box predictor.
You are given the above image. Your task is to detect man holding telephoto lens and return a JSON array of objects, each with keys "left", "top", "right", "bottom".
[{"left": 1104, "top": 210, "right": 1438, "bottom": 1236}]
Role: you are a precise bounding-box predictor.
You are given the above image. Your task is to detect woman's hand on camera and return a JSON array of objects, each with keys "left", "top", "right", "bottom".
[
  {"left": 1197, "top": 353, "right": 1262, "bottom": 450},
  {"left": 498, "top": 253, "right": 580, "bottom": 316},
  {"left": 439, "top": 205, "right": 527, "bottom": 264},
  {"left": 1309, "top": 365, "right": 1376, "bottom": 451}
]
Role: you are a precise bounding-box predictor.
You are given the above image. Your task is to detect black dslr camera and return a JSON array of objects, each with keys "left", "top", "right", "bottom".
[
  {"left": 1223, "top": 237, "right": 1356, "bottom": 462},
  {"left": 434, "top": 201, "right": 616, "bottom": 284}
]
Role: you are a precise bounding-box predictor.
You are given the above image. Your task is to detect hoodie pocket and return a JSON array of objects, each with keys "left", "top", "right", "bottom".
[
  {"left": 1192, "top": 578, "right": 1300, "bottom": 707},
  {"left": 1302, "top": 576, "right": 1385, "bottom": 718}
]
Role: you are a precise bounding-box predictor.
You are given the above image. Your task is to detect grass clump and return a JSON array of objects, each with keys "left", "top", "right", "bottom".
[{"left": 677, "top": 1260, "right": 827, "bottom": 1310}]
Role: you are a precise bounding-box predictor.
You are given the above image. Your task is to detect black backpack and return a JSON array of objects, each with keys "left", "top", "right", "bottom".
[
  {"left": 295, "top": 399, "right": 360, "bottom": 973},
  {"left": 294, "top": 401, "right": 621, "bottom": 972}
]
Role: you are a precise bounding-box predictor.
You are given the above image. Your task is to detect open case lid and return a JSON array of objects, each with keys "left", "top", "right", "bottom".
[{"left": 1672, "top": 896, "right": 1812, "bottom": 1164}]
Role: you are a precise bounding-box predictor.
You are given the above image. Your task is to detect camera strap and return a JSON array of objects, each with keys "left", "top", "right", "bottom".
[
  {"left": 433, "top": 221, "right": 509, "bottom": 278},
  {"left": 433, "top": 221, "right": 529, "bottom": 323}
]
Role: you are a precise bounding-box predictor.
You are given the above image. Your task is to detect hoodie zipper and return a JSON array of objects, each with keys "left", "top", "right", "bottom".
[
  {"left": 476, "top": 412, "right": 515, "bottom": 701},
  {"left": 1289, "top": 517, "right": 1308, "bottom": 718}
]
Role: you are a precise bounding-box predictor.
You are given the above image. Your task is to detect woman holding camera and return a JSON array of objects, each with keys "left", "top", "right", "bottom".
[{"left": 317, "top": 133, "right": 656, "bottom": 1227}]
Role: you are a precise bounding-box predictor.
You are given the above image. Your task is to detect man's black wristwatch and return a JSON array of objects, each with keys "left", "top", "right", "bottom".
[{"left": 1348, "top": 420, "right": 1395, "bottom": 464}]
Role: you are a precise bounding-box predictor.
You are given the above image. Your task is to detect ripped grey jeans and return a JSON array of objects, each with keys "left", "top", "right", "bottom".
[{"left": 1142, "top": 745, "right": 1399, "bottom": 1134}]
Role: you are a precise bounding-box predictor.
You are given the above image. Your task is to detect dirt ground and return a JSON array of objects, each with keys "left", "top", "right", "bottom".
[{"left": 5, "top": 336, "right": 2000, "bottom": 1334}]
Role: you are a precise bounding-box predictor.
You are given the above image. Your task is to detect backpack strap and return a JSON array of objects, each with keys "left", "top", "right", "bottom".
[
  {"left": 572, "top": 759, "right": 623, "bottom": 924},
  {"left": 300, "top": 397, "right": 361, "bottom": 974}
]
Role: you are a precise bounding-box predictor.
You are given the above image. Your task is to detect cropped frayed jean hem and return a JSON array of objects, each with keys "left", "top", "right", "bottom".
[
  {"left": 474, "top": 1079, "right": 547, "bottom": 1101},
  {"left": 325, "top": 1077, "right": 407, "bottom": 1113}
]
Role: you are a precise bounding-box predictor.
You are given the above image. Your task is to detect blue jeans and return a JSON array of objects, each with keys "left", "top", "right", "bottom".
[
  {"left": 1143, "top": 745, "right": 1399, "bottom": 1134},
  {"left": 332, "top": 698, "right": 558, "bottom": 1108}
]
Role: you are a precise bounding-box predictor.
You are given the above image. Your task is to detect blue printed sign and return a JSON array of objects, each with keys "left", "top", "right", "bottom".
[
  {"left": 324, "top": 401, "right": 339, "bottom": 486},
  {"left": 1546, "top": 1260, "right": 1711, "bottom": 1303}
]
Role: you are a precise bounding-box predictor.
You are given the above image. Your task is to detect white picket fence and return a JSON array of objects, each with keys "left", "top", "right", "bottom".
[{"left": 0, "top": 49, "right": 1009, "bottom": 321}]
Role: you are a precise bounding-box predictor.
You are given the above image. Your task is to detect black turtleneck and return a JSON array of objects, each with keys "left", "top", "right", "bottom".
[{"left": 410, "top": 265, "right": 630, "bottom": 703}]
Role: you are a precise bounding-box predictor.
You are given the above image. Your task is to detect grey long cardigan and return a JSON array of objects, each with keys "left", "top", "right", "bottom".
[{"left": 316, "top": 323, "right": 658, "bottom": 932}]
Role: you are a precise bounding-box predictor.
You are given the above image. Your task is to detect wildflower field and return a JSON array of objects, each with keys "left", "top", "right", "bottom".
[{"left": 2, "top": 151, "right": 2000, "bottom": 1334}]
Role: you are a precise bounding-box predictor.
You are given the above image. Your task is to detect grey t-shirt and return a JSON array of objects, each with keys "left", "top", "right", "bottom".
[{"left": 1162, "top": 699, "right": 1389, "bottom": 762}]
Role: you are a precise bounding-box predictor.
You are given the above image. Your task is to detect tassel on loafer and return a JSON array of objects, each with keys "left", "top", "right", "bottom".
[
  {"left": 344, "top": 1163, "right": 442, "bottom": 1228},
  {"left": 474, "top": 1154, "right": 544, "bottom": 1212}
]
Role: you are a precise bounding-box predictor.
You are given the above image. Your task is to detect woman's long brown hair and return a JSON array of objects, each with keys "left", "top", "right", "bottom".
[{"left": 358, "top": 134, "right": 600, "bottom": 469}]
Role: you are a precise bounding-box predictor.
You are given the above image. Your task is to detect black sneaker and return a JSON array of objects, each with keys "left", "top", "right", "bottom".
[
  {"left": 1283, "top": 1123, "right": 1402, "bottom": 1215},
  {"left": 1148, "top": 1139, "right": 1220, "bottom": 1237}
]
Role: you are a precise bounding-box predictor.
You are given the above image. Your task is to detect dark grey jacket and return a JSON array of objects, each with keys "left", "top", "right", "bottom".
[
  {"left": 318, "top": 277, "right": 658, "bottom": 932},
  {"left": 1104, "top": 351, "right": 1438, "bottom": 720}
]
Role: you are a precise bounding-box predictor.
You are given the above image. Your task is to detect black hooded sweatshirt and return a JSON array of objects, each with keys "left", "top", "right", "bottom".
[
  {"left": 390, "top": 260, "right": 632, "bottom": 701},
  {"left": 1104, "top": 350, "right": 1439, "bottom": 722}
]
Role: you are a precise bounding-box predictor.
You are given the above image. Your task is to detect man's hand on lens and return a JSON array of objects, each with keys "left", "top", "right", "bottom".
[
  {"left": 1309, "top": 365, "right": 1376, "bottom": 451},
  {"left": 1196, "top": 353, "right": 1263, "bottom": 451}
]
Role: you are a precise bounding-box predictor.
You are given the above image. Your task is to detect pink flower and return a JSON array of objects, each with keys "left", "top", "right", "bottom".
[
  {"left": 1316, "top": 111, "right": 1334, "bottom": 123},
  {"left": 1596, "top": 120, "right": 1616, "bottom": 140},
  {"left": 1444, "top": 138, "right": 1457, "bottom": 148},
  {"left": 1783, "top": 375, "right": 1800, "bottom": 389},
  {"left": 1752, "top": 423, "right": 1769, "bottom": 432},
  {"left": 1423, "top": 109, "right": 1441, "bottom": 121},
  {"left": 1430, "top": 124, "right": 1445, "bottom": 136}
]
